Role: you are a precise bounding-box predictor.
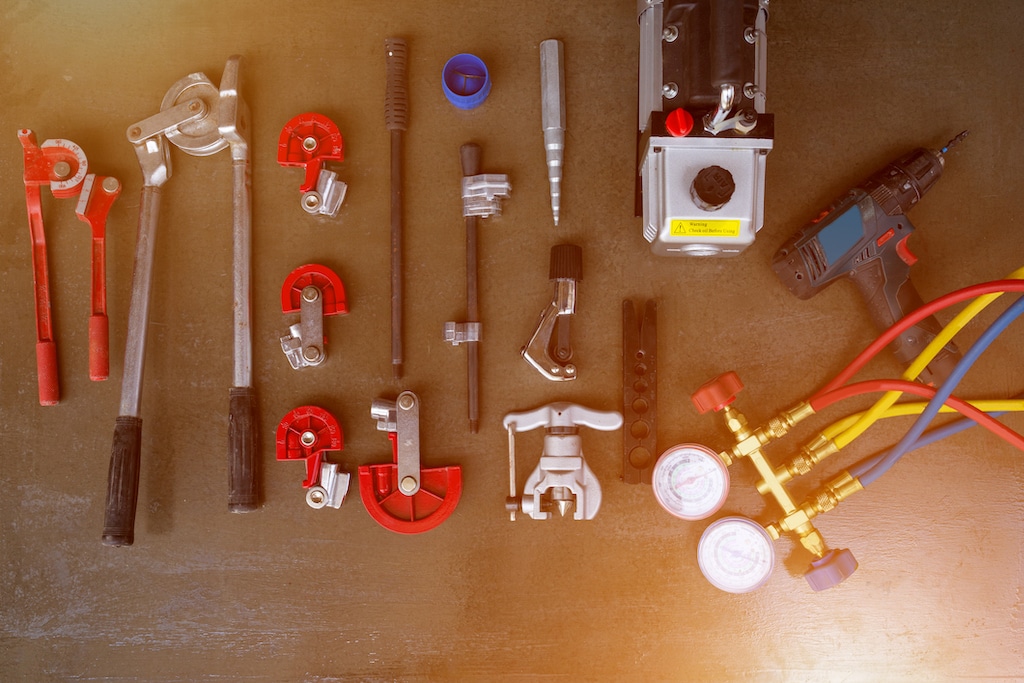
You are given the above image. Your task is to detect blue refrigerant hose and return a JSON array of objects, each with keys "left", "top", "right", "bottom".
[{"left": 854, "top": 294, "right": 1024, "bottom": 486}]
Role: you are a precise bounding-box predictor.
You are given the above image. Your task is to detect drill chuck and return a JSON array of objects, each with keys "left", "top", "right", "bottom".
[{"left": 863, "top": 147, "right": 945, "bottom": 217}]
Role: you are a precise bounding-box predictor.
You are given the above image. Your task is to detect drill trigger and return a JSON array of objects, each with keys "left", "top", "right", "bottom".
[{"left": 895, "top": 235, "right": 918, "bottom": 266}]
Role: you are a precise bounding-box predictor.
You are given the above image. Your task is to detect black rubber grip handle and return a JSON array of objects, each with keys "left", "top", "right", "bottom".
[
  {"left": 102, "top": 416, "right": 142, "bottom": 547},
  {"left": 852, "top": 257, "right": 960, "bottom": 385},
  {"left": 385, "top": 37, "right": 408, "bottom": 131},
  {"left": 228, "top": 386, "right": 260, "bottom": 512}
]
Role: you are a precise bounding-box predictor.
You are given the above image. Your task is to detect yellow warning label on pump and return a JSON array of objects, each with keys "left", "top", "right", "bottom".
[{"left": 670, "top": 219, "right": 741, "bottom": 237}]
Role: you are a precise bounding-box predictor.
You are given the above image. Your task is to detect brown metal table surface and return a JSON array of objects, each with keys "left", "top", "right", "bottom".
[{"left": 1, "top": 1, "right": 1022, "bottom": 680}]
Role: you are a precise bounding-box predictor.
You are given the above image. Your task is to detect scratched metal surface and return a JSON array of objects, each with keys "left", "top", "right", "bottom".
[{"left": 1, "top": 0, "right": 1022, "bottom": 680}]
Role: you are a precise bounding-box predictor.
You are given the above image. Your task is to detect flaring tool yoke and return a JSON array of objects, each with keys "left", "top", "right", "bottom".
[
  {"left": 276, "top": 405, "right": 349, "bottom": 509},
  {"left": 279, "top": 264, "right": 348, "bottom": 369},
  {"left": 358, "top": 391, "right": 462, "bottom": 534},
  {"left": 503, "top": 403, "right": 623, "bottom": 521},
  {"left": 19, "top": 129, "right": 121, "bottom": 404},
  {"left": 277, "top": 113, "right": 347, "bottom": 217}
]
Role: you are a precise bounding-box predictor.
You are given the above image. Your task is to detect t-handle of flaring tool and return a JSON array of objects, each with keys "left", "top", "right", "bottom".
[{"left": 219, "top": 55, "right": 260, "bottom": 514}]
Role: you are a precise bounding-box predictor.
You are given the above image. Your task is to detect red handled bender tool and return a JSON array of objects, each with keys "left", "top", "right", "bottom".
[
  {"left": 19, "top": 129, "right": 120, "bottom": 404},
  {"left": 359, "top": 391, "right": 462, "bottom": 534}
]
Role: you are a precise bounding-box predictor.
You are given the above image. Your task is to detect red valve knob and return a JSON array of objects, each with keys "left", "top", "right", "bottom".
[
  {"left": 691, "top": 371, "right": 744, "bottom": 414},
  {"left": 277, "top": 113, "right": 344, "bottom": 192}
]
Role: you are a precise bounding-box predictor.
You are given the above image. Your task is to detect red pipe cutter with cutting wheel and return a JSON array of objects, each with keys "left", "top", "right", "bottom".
[{"left": 19, "top": 129, "right": 120, "bottom": 404}]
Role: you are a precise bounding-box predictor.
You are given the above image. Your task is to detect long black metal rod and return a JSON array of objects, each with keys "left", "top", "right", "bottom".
[{"left": 460, "top": 143, "right": 482, "bottom": 432}]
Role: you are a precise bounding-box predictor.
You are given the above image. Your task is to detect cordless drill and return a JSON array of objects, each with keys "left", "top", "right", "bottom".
[{"left": 771, "top": 132, "right": 968, "bottom": 385}]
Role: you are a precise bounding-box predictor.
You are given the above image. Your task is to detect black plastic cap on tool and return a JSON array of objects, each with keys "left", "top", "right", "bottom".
[
  {"left": 549, "top": 243, "right": 582, "bottom": 282},
  {"left": 691, "top": 165, "right": 735, "bottom": 211}
]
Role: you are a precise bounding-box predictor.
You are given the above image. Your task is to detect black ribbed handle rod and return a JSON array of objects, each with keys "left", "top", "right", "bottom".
[{"left": 385, "top": 37, "right": 408, "bottom": 380}]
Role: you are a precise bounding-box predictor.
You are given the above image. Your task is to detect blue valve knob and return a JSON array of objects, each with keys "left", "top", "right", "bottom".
[{"left": 805, "top": 548, "right": 858, "bottom": 591}]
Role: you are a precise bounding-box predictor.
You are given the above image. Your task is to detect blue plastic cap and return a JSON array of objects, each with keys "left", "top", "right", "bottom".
[{"left": 442, "top": 53, "right": 491, "bottom": 110}]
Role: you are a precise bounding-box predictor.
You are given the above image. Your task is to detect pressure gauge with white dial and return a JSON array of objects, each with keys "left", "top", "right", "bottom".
[
  {"left": 652, "top": 443, "right": 729, "bottom": 520},
  {"left": 697, "top": 516, "right": 775, "bottom": 593}
]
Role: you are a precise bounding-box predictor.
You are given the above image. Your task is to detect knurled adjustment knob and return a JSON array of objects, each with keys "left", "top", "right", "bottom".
[
  {"left": 549, "top": 243, "right": 582, "bottom": 281},
  {"left": 804, "top": 548, "right": 858, "bottom": 591},
  {"left": 691, "top": 371, "right": 743, "bottom": 414},
  {"left": 691, "top": 165, "right": 735, "bottom": 211}
]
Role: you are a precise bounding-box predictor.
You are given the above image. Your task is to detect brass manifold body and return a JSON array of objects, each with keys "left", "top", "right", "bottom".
[{"left": 695, "top": 372, "right": 863, "bottom": 587}]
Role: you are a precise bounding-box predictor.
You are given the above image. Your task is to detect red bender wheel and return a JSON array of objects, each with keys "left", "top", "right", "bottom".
[{"left": 275, "top": 406, "right": 344, "bottom": 488}]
